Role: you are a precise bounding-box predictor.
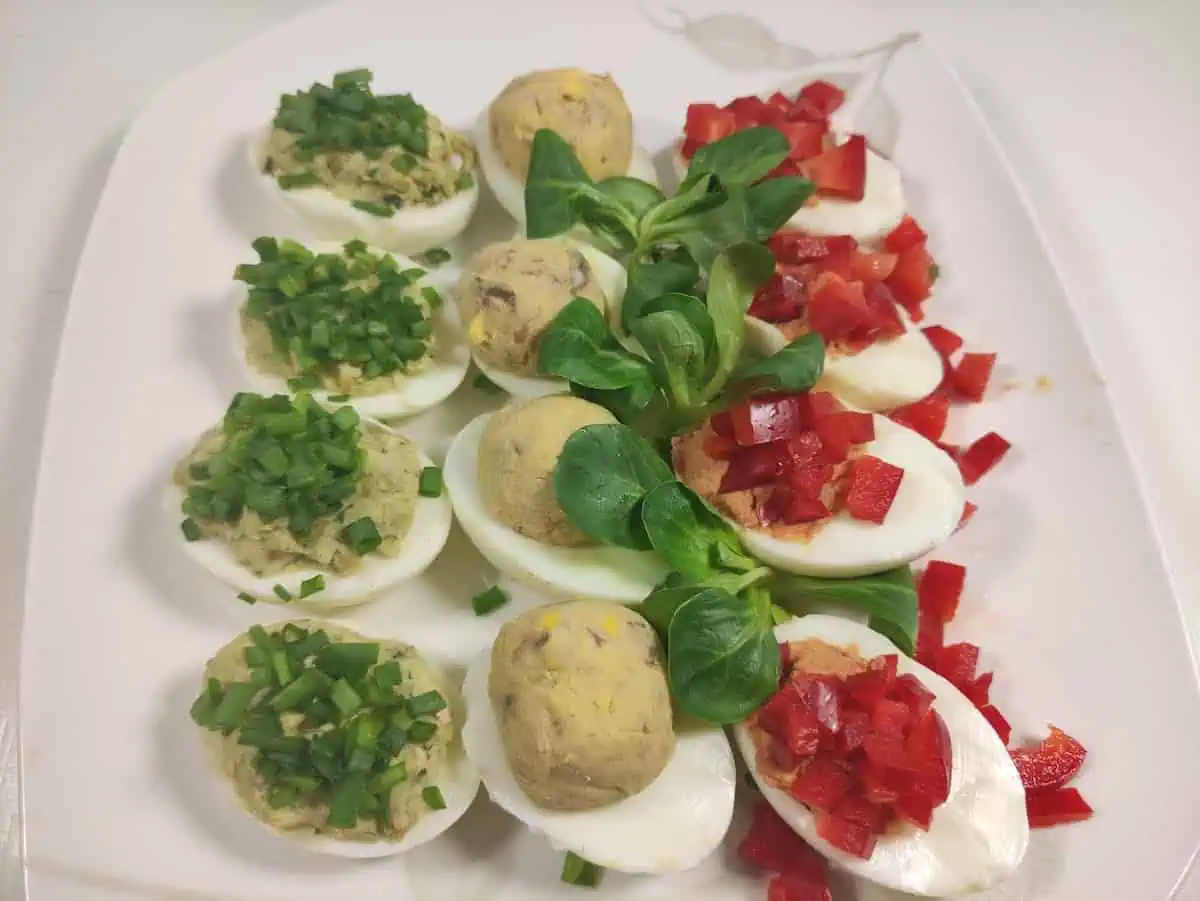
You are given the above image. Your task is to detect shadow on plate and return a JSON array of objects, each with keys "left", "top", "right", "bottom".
[{"left": 154, "top": 672, "right": 356, "bottom": 875}]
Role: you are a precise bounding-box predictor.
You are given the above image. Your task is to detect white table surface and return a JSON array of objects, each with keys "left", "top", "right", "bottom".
[{"left": 1, "top": 1, "right": 1197, "bottom": 898}]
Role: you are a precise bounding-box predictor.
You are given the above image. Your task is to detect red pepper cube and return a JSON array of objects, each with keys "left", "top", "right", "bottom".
[
  {"left": 750, "top": 272, "right": 808, "bottom": 323},
  {"left": 884, "top": 215, "right": 928, "bottom": 253},
  {"left": 763, "top": 486, "right": 832, "bottom": 526},
  {"left": 930, "top": 642, "right": 981, "bottom": 688},
  {"left": 757, "top": 686, "right": 823, "bottom": 758},
  {"left": 885, "top": 243, "right": 935, "bottom": 314},
  {"left": 888, "top": 391, "right": 950, "bottom": 442},
  {"left": 844, "top": 456, "right": 905, "bottom": 524},
  {"left": 767, "top": 872, "right": 834, "bottom": 901},
  {"left": 813, "top": 411, "right": 875, "bottom": 463},
  {"left": 730, "top": 392, "right": 813, "bottom": 447},
  {"left": 860, "top": 761, "right": 908, "bottom": 805},
  {"left": 815, "top": 809, "right": 878, "bottom": 859},
  {"left": 952, "top": 352, "right": 997, "bottom": 402},
  {"left": 800, "top": 134, "right": 868, "bottom": 201},
  {"left": 1026, "top": 787, "right": 1094, "bottom": 829},
  {"left": 791, "top": 673, "right": 843, "bottom": 741},
  {"left": 684, "top": 103, "right": 737, "bottom": 146},
  {"left": 1010, "top": 725, "right": 1088, "bottom": 792},
  {"left": 839, "top": 708, "right": 871, "bottom": 753},
  {"left": 957, "top": 501, "right": 979, "bottom": 531},
  {"left": 850, "top": 251, "right": 900, "bottom": 285},
  {"left": 711, "top": 410, "right": 734, "bottom": 439},
  {"left": 902, "top": 710, "right": 953, "bottom": 814},
  {"left": 869, "top": 699, "right": 911, "bottom": 741},
  {"left": 921, "top": 324, "right": 963, "bottom": 360},
  {"left": 961, "top": 671, "right": 994, "bottom": 707},
  {"left": 798, "top": 79, "right": 846, "bottom": 117},
  {"left": 703, "top": 431, "right": 738, "bottom": 461},
  {"left": 789, "top": 753, "right": 853, "bottom": 813},
  {"left": 767, "top": 232, "right": 858, "bottom": 265},
  {"left": 958, "top": 431, "right": 1012, "bottom": 485},
  {"left": 861, "top": 281, "right": 906, "bottom": 339},
  {"left": 843, "top": 654, "right": 898, "bottom": 708},
  {"left": 778, "top": 121, "right": 827, "bottom": 161},
  {"left": 979, "top": 704, "right": 1013, "bottom": 745},
  {"left": 739, "top": 798, "right": 830, "bottom": 876},
  {"left": 915, "top": 612, "right": 945, "bottom": 663},
  {"left": 890, "top": 673, "right": 936, "bottom": 723},
  {"left": 783, "top": 461, "right": 835, "bottom": 501},
  {"left": 719, "top": 440, "right": 792, "bottom": 493},
  {"left": 807, "top": 271, "right": 873, "bottom": 343},
  {"left": 919, "top": 560, "right": 968, "bottom": 623}
]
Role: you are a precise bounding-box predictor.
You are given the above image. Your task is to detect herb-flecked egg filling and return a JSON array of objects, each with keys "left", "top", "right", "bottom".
[
  {"left": 191, "top": 620, "right": 453, "bottom": 842},
  {"left": 236, "top": 238, "right": 443, "bottom": 395},
  {"left": 175, "top": 393, "right": 419, "bottom": 578},
  {"left": 262, "top": 69, "right": 476, "bottom": 217}
]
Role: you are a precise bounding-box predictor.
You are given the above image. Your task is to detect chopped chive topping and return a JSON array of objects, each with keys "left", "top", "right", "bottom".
[
  {"left": 351, "top": 199, "right": 396, "bottom": 218},
  {"left": 472, "top": 372, "right": 503, "bottom": 394},
  {"left": 327, "top": 394, "right": 351, "bottom": 403},
  {"left": 455, "top": 171, "right": 475, "bottom": 191},
  {"left": 190, "top": 624, "right": 447, "bottom": 836},
  {"left": 341, "top": 516, "right": 382, "bottom": 555},
  {"left": 298, "top": 575, "right": 326, "bottom": 599},
  {"left": 471, "top": 585, "right": 508, "bottom": 617},
  {"left": 421, "top": 785, "right": 446, "bottom": 811},
  {"left": 237, "top": 238, "right": 434, "bottom": 389},
  {"left": 418, "top": 466, "right": 443, "bottom": 498},
  {"left": 180, "top": 518, "right": 202, "bottom": 542},
  {"left": 276, "top": 171, "right": 321, "bottom": 190},
  {"left": 421, "top": 247, "right": 451, "bottom": 266},
  {"left": 419, "top": 285, "right": 443, "bottom": 310},
  {"left": 237, "top": 591, "right": 257, "bottom": 605},
  {"left": 561, "top": 852, "right": 603, "bottom": 888},
  {"left": 179, "top": 392, "right": 379, "bottom": 559},
  {"left": 273, "top": 583, "right": 294, "bottom": 602}
]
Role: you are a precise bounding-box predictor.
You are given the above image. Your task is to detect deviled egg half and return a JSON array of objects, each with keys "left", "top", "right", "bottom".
[
  {"left": 191, "top": 620, "right": 479, "bottom": 858},
  {"left": 477, "top": 67, "right": 658, "bottom": 224},
  {"left": 456, "top": 237, "right": 627, "bottom": 398},
  {"left": 252, "top": 69, "right": 479, "bottom": 256},
  {"left": 462, "top": 600, "right": 736, "bottom": 873},
  {"left": 734, "top": 615, "right": 1029, "bottom": 895},
  {"left": 443, "top": 395, "right": 668, "bottom": 603},
  {"left": 673, "top": 392, "right": 964, "bottom": 577},
  {"left": 234, "top": 237, "right": 469, "bottom": 420},
  {"left": 167, "top": 392, "right": 452, "bottom": 607}
]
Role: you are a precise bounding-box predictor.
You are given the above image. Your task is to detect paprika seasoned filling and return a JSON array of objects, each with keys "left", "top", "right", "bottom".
[
  {"left": 671, "top": 390, "right": 906, "bottom": 536},
  {"left": 748, "top": 638, "right": 954, "bottom": 860},
  {"left": 749, "top": 216, "right": 939, "bottom": 356}
]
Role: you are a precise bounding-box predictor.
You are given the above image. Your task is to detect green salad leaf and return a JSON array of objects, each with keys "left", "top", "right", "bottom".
[
  {"left": 735, "top": 331, "right": 826, "bottom": 393},
  {"left": 772, "top": 568, "right": 920, "bottom": 656}
]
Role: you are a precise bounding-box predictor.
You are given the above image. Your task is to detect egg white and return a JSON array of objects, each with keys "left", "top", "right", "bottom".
[
  {"left": 460, "top": 647, "right": 736, "bottom": 873},
  {"left": 733, "top": 615, "right": 1029, "bottom": 896},
  {"left": 672, "top": 141, "right": 903, "bottom": 245},
  {"left": 475, "top": 110, "right": 658, "bottom": 225},
  {"left": 164, "top": 444, "right": 453, "bottom": 609},
  {"left": 202, "top": 650, "right": 480, "bottom": 859},
  {"left": 249, "top": 128, "right": 479, "bottom": 257},
  {"left": 467, "top": 239, "right": 630, "bottom": 400},
  {"left": 733, "top": 415, "right": 964, "bottom": 578},
  {"left": 744, "top": 313, "right": 943, "bottom": 412},
  {"left": 442, "top": 411, "right": 668, "bottom": 604},
  {"left": 236, "top": 243, "right": 470, "bottom": 421}
]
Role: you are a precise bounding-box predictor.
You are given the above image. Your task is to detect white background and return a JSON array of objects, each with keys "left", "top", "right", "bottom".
[{"left": 1, "top": 1, "right": 1197, "bottom": 898}]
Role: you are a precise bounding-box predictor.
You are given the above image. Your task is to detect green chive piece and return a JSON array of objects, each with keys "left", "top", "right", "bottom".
[
  {"left": 561, "top": 852, "right": 603, "bottom": 888},
  {"left": 326, "top": 394, "right": 351, "bottom": 403},
  {"left": 421, "top": 785, "right": 446, "bottom": 811},
  {"left": 326, "top": 774, "right": 368, "bottom": 828},
  {"left": 471, "top": 585, "right": 508, "bottom": 617},
  {"left": 331, "top": 679, "right": 363, "bottom": 715},
  {"left": 371, "top": 763, "right": 408, "bottom": 794},
  {"left": 407, "top": 690, "right": 447, "bottom": 717},
  {"left": 273, "top": 583, "right": 294, "bottom": 602},
  {"left": 341, "top": 516, "right": 382, "bottom": 555},
  {"left": 269, "top": 669, "right": 329, "bottom": 711},
  {"left": 351, "top": 200, "right": 395, "bottom": 218},
  {"left": 418, "top": 466, "right": 443, "bottom": 498},
  {"left": 276, "top": 172, "right": 321, "bottom": 189},
  {"left": 420, "top": 285, "right": 443, "bottom": 310},
  {"left": 211, "top": 682, "right": 258, "bottom": 730},
  {"left": 420, "top": 247, "right": 451, "bottom": 266},
  {"left": 298, "top": 575, "right": 326, "bottom": 599},
  {"left": 373, "top": 660, "right": 402, "bottom": 688},
  {"left": 180, "top": 518, "right": 202, "bottom": 542},
  {"left": 406, "top": 720, "right": 436, "bottom": 743},
  {"left": 237, "top": 591, "right": 257, "bottom": 605}
]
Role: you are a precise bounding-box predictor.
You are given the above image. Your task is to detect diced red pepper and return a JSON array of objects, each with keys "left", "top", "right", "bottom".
[
  {"left": 929, "top": 642, "right": 980, "bottom": 688},
  {"left": 815, "top": 809, "right": 877, "bottom": 859},
  {"left": 861, "top": 281, "right": 906, "bottom": 340},
  {"left": 792, "top": 673, "right": 843, "bottom": 743},
  {"left": 843, "top": 654, "right": 898, "bottom": 708},
  {"left": 704, "top": 430, "right": 738, "bottom": 461},
  {"left": 757, "top": 685, "right": 822, "bottom": 758},
  {"left": 767, "top": 872, "right": 833, "bottom": 901},
  {"left": 800, "top": 135, "right": 868, "bottom": 201},
  {"left": 952, "top": 352, "right": 997, "bottom": 402},
  {"left": 979, "top": 704, "right": 1013, "bottom": 744},
  {"left": 750, "top": 272, "right": 808, "bottom": 323},
  {"left": 711, "top": 410, "right": 734, "bottom": 439},
  {"left": 921, "top": 325, "right": 963, "bottom": 360},
  {"left": 797, "top": 80, "right": 846, "bottom": 118},
  {"left": 807, "top": 272, "right": 872, "bottom": 342},
  {"left": 778, "top": 121, "right": 827, "bottom": 161},
  {"left": 783, "top": 461, "right": 835, "bottom": 500},
  {"left": 919, "top": 560, "right": 967, "bottom": 622},
  {"left": 808, "top": 391, "right": 843, "bottom": 419},
  {"left": 719, "top": 440, "right": 792, "bottom": 493},
  {"left": 888, "top": 391, "right": 950, "bottom": 442},
  {"left": 763, "top": 487, "right": 831, "bottom": 526},
  {"left": 960, "top": 671, "right": 994, "bottom": 707},
  {"left": 886, "top": 244, "right": 935, "bottom": 314},
  {"left": 900, "top": 710, "right": 953, "bottom": 818},
  {"left": 870, "top": 698, "right": 911, "bottom": 739},
  {"left": 767, "top": 233, "right": 858, "bottom": 265},
  {"left": 730, "top": 392, "right": 813, "bottom": 447},
  {"left": 683, "top": 103, "right": 737, "bottom": 148},
  {"left": 1010, "top": 726, "right": 1088, "bottom": 792},
  {"left": 891, "top": 673, "right": 936, "bottom": 722},
  {"left": 739, "top": 799, "right": 831, "bottom": 880},
  {"left": 790, "top": 754, "right": 852, "bottom": 813},
  {"left": 813, "top": 411, "right": 874, "bottom": 462},
  {"left": 843, "top": 456, "right": 904, "bottom": 524},
  {"left": 957, "top": 500, "right": 979, "bottom": 530},
  {"left": 884, "top": 215, "right": 928, "bottom": 253},
  {"left": 957, "top": 432, "right": 1012, "bottom": 485},
  {"left": 1026, "top": 787, "right": 1094, "bottom": 829},
  {"left": 848, "top": 250, "right": 900, "bottom": 283},
  {"left": 915, "top": 612, "right": 944, "bottom": 662}
]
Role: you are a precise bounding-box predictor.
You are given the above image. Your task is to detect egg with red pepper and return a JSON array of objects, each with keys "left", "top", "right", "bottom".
[
  {"left": 477, "top": 68, "right": 658, "bottom": 224},
  {"left": 674, "top": 81, "right": 905, "bottom": 244},
  {"left": 744, "top": 222, "right": 945, "bottom": 412},
  {"left": 733, "top": 615, "right": 1029, "bottom": 896},
  {"left": 671, "top": 390, "right": 963, "bottom": 577}
]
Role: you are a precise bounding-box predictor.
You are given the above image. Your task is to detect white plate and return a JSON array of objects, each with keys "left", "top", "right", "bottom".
[{"left": 17, "top": 1, "right": 1200, "bottom": 899}]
